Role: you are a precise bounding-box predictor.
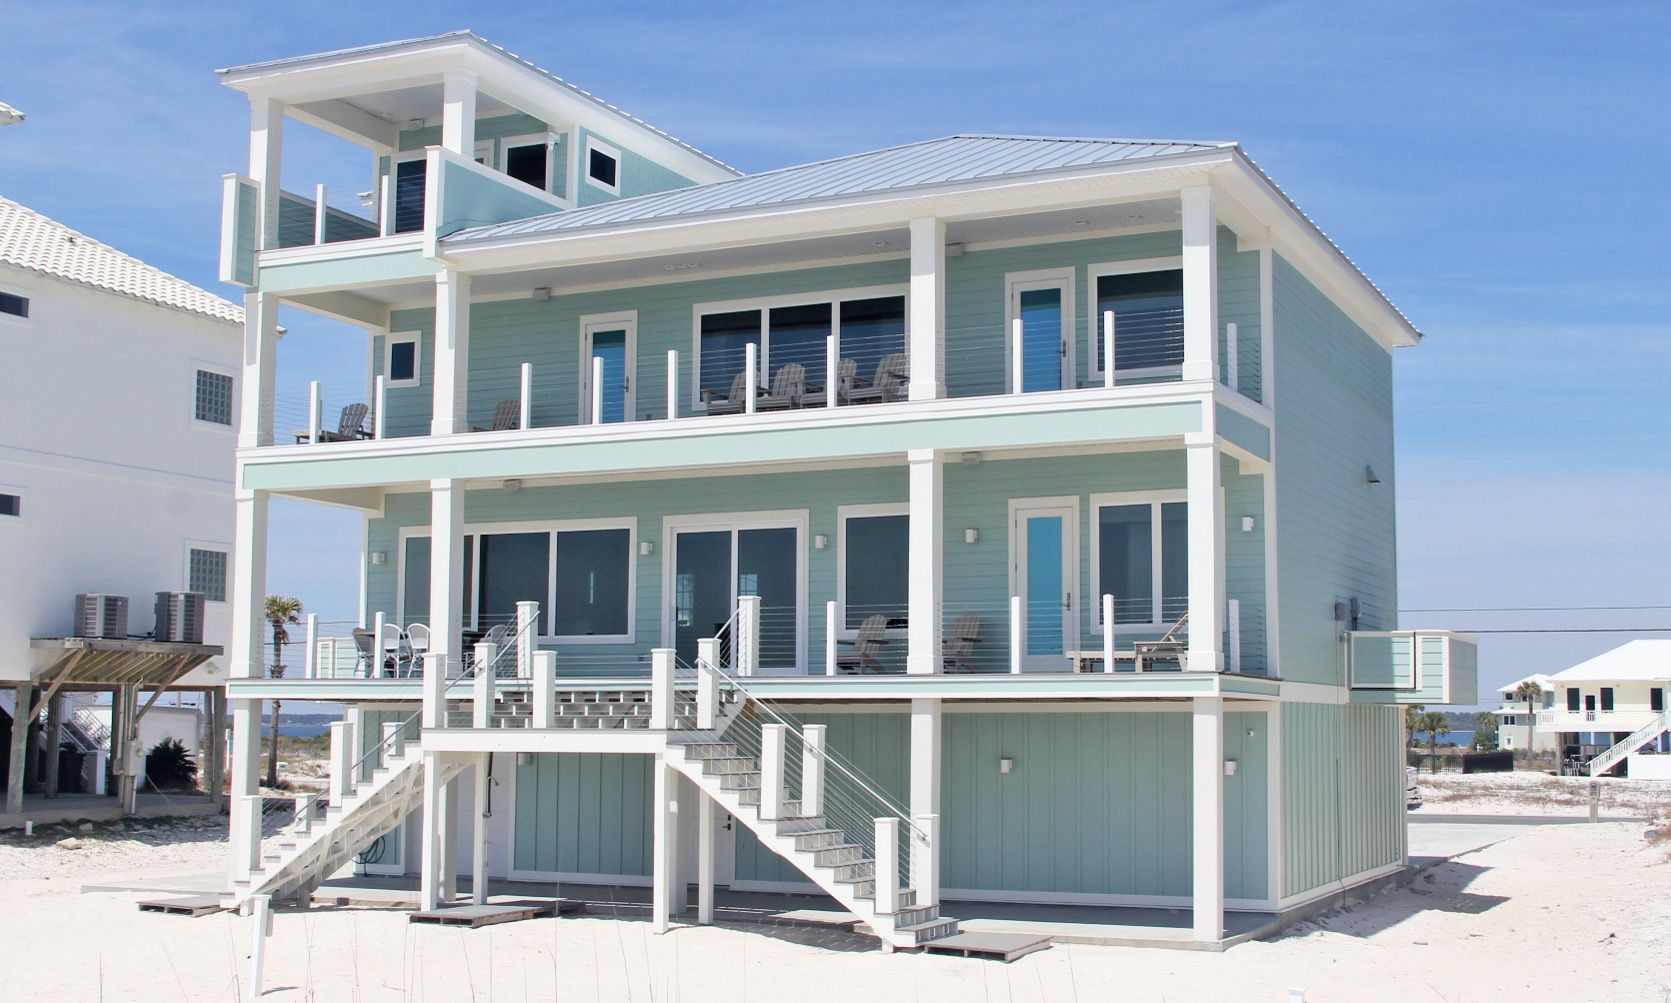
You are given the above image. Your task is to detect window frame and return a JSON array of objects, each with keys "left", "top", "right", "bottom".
[
  {"left": 191, "top": 361, "right": 237, "bottom": 430},
  {"left": 384, "top": 331, "right": 422, "bottom": 389},
  {"left": 0, "top": 289, "right": 30, "bottom": 322},
  {"left": 185, "top": 543, "right": 230, "bottom": 603},
  {"left": 1086, "top": 255, "right": 1185, "bottom": 383},
  {"left": 1004, "top": 267, "right": 1076, "bottom": 393},
  {"left": 1089, "top": 488, "right": 1188, "bottom": 633},
  {"left": 835, "top": 503, "right": 910, "bottom": 640},
  {"left": 583, "top": 137, "right": 622, "bottom": 196},
  {"left": 499, "top": 132, "right": 558, "bottom": 196},
  {"left": 689, "top": 283, "right": 909, "bottom": 411},
  {"left": 578, "top": 310, "right": 638, "bottom": 424},
  {"left": 0, "top": 485, "right": 22, "bottom": 522},
  {"left": 660, "top": 508, "right": 809, "bottom": 674},
  {"left": 389, "top": 150, "right": 430, "bottom": 234}
]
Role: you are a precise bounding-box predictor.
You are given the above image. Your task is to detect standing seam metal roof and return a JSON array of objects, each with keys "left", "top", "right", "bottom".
[{"left": 446, "top": 134, "right": 1232, "bottom": 242}]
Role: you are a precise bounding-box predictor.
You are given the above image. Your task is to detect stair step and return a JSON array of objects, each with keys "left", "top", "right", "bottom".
[
  {"left": 893, "top": 903, "right": 940, "bottom": 927},
  {"left": 810, "top": 843, "right": 865, "bottom": 866},
  {"left": 790, "top": 828, "right": 846, "bottom": 851},
  {"left": 893, "top": 918, "right": 960, "bottom": 944},
  {"left": 700, "top": 756, "right": 758, "bottom": 775},
  {"left": 830, "top": 860, "right": 875, "bottom": 883}
]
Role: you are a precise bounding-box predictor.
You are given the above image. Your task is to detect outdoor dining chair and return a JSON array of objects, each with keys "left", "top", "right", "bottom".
[{"left": 404, "top": 623, "right": 431, "bottom": 677}]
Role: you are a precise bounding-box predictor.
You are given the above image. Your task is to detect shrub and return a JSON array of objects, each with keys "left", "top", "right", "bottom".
[{"left": 143, "top": 738, "right": 198, "bottom": 792}]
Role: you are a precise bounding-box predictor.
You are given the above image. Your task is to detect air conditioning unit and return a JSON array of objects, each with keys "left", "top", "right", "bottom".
[
  {"left": 154, "top": 591, "right": 206, "bottom": 644},
  {"left": 73, "top": 594, "right": 129, "bottom": 639}
]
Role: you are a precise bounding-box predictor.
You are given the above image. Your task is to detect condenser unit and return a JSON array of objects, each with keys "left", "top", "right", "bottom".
[
  {"left": 73, "top": 594, "right": 129, "bottom": 639},
  {"left": 154, "top": 591, "right": 206, "bottom": 644}
]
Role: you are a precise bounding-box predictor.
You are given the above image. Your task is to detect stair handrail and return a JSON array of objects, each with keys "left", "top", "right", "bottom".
[{"left": 1589, "top": 706, "right": 1671, "bottom": 777}]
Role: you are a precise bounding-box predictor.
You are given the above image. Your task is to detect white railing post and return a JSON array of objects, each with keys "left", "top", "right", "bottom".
[
  {"left": 371, "top": 611, "right": 386, "bottom": 677},
  {"left": 651, "top": 648, "right": 676, "bottom": 730},
  {"left": 472, "top": 643, "right": 497, "bottom": 728},
  {"left": 744, "top": 342, "right": 758, "bottom": 415},
  {"left": 1227, "top": 598, "right": 1242, "bottom": 674},
  {"left": 531, "top": 651, "right": 556, "bottom": 728},
  {"left": 737, "top": 595, "right": 761, "bottom": 676},
  {"left": 825, "top": 600, "right": 838, "bottom": 676},
  {"left": 422, "top": 653, "right": 447, "bottom": 728},
  {"left": 1009, "top": 595, "right": 1024, "bottom": 674},
  {"left": 382, "top": 720, "right": 404, "bottom": 760},
  {"left": 314, "top": 183, "right": 328, "bottom": 245},
  {"left": 1010, "top": 318, "right": 1024, "bottom": 394},
  {"left": 1102, "top": 594, "right": 1116, "bottom": 673},
  {"left": 239, "top": 795, "right": 263, "bottom": 879},
  {"left": 801, "top": 724, "right": 826, "bottom": 818},
  {"left": 825, "top": 334, "right": 839, "bottom": 409},
  {"left": 327, "top": 720, "right": 350, "bottom": 807},
  {"left": 519, "top": 362, "right": 533, "bottom": 430},
  {"left": 590, "top": 355, "right": 604, "bottom": 425},
  {"left": 373, "top": 375, "right": 387, "bottom": 439},
  {"left": 911, "top": 812, "right": 939, "bottom": 906},
  {"left": 248, "top": 893, "right": 273, "bottom": 998},
  {"left": 696, "top": 659, "right": 717, "bottom": 730},
  {"left": 1226, "top": 322, "right": 1239, "bottom": 393},
  {"left": 759, "top": 724, "right": 787, "bottom": 820},
  {"left": 303, "top": 613, "right": 318, "bottom": 680},
  {"left": 873, "top": 817, "right": 900, "bottom": 915},
  {"left": 378, "top": 174, "right": 394, "bottom": 237},
  {"left": 697, "top": 637, "right": 720, "bottom": 671},
  {"left": 1103, "top": 310, "right": 1117, "bottom": 389},
  {"left": 293, "top": 794, "right": 312, "bottom": 834},
  {"left": 515, "top": 601, "right": 538, "bottom": 678},
  {"left": 307, "top": 380, "right": 322, "bottom": 443},
  {"left": 666, "top": 349, "right": 679, "bottom": 420}
]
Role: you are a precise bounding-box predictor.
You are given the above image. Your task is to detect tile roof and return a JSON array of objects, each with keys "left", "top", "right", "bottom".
[
  {"left": 448, "top": 134, "right": 1232, "bottom": 242},
  {"left": 0, "top": 195, "right": 243, "bottom": 324}
]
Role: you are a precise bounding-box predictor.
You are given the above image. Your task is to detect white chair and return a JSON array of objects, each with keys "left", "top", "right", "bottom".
[
  {"left": 404, "top": 623, "right": 431, "bottom": 677},
  {"left": 377, "top": 621, "right": 404, "bottom": 678}
]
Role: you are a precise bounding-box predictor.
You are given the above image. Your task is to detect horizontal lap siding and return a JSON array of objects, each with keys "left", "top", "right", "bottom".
[
  {"left": 1282, "top": 702, "right": 1403, "bottom": 900},
  {"left": 513, "top": 752, "right": 652, "bottom": 877},
  {"left": 1217, "top": 229, "right": 1263, "bottom": 401}
]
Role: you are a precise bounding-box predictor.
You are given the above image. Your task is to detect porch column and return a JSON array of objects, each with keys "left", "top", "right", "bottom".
[
  {"left": 470, "top": 753, "right": 490, "bottom": 904},
  {"left": 439, "top": 771, "right": 458, "bottom": 902},
  {"left": 697, "top": 792, "right": 717, "bottom": 925},
  {"left": 239, "top": 292, "right": 280, "bottom": 449},
  {"left": 651, "top": 753, "right": 679, "bottom": 933},
  {"left": 208, "top": 689, "right": 228, "bottom": 810},
  {"left": 1192, "top": 696, "right": 1225, "bottom": 942},
  {"left": 1185, "top": 434, "right": 1224, "bottom": 671},
  {"left": 429, "top": 478, "right": 466, "bottom": 673},
  {"left": 230, "top": 489, "right": 269, "bottom": 680},
  {"left": 227, "top": 696, "right": 262, "bottom": 882},
  {"left": 908, "top": 217, "right": 946, "bottom": 401},
  {"left": 432, "top": 270, "right": 472, "bottom": 435},
  {"left": 906, "top": 448, "right": 944, "bottom": 675},
  {"left": 42, "top": 692, "right": 63, "bottom": 798},
  {"left": 909, "top": 698, "right": 942, "bottom": 903},
  {"left": 1180, "top": 185, "right": 1220, "bottom": 384},
  {"left": 5, "top": 682, "right": 27, "bottom": 815},
  {"left": 1266, "top": 702, "right": 1284, "bottom": 907},
  {"left": 117, "top": 684, "right": 139, "bottom": 816},
  {"left": 441, "top": 70, "right": 478, "bottom": 156},
  {"left": 247, "top": 96, "right": 283, "bottom": 250},
  {"left": 420, "top": 751, "right": 446, "bottom": 910}
]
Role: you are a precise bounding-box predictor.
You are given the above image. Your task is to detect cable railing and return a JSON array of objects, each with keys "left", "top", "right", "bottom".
[{"left": 273, "top": 186, "right": 380, "bottom": 250}]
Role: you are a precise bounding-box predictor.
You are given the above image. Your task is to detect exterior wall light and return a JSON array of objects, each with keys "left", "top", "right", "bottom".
[
  {"left": 999, "top": 756, "right": 1014, "bottom": 774},
  {"left": 814, "top": 534, "right": 829, "bottom": 550},
  {"left": 1241, "top": 516, "right": 1255, "bottom": 533},
  {"left": 1364, "top": 465, "right": 1381, "bottom": 484},
  {"left": 639, "top": 541, "right": 655, "bottom": 556},
  {"left": 369, "top": 551, "right": 387, "bottom": 566},
  {"left": 965, "top": 528, "right": 980, "bottom": 544}
]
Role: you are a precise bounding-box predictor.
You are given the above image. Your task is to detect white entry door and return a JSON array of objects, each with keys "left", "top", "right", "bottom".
[{"left": 1010, "top": 498, "right": 1079, "bottom": 671}]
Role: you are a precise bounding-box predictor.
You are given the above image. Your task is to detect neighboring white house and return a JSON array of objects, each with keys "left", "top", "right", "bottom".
[
  {"left": 1491, "top": 672, "right": 1556, "bottom": 753},
  {"left": 1537, "top": 640, "right": 1671, "bottom": 778},
  {"left": 0, "top": 194, "right": 243, "bottom": 821}
]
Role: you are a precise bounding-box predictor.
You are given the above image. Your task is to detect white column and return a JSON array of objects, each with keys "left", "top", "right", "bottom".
[
  {"left": 801, "top": 724, "right": 827, "bottom": 818},
  {"left": 515, "top": 601, "right": 538, "bottom": 677},
  {"left": 432, "top": 270, "right": 472, "bottom": 435},
  {"left": 440, "top": 70, "right": 478, "bottom": 156},
  {"left": 229, "top": 489, "right": 269, "bottom": 680},
  {"left": 909, "top": 698, "right": 941, "bottom": 903},
  {"left": 327, "top": 720, "right": 351, "bottom": 806},
  {"left": 439, "top": 773, "right": 457, "bottom": 902},
  {"left": 239, "top": 292, "right": 280, "bottom": 448},
  {"left": 471, "top": 643, "right": 497, "bottom": 728},
  {"left": 874, "top": 817, "right": 900, "bottom": 915},
  {"left": 1185, "top": 435, "right": 1225, "bottom": 671},
  {"left": 651, "top": 754, "right": 676, "bottom": 933},
  {"left": 303, "top": 614, "right": 318, "bottom": 679},
  {"left": 1180, "top": 185, "right": 1220, "bottom": 384},
  {"left": 650, "top": 648, "right": 676, "bottom": 730},
  {"left": 906, "top": 449, "right": 944, "bottom": 675},
  {"left": 825, "top": 600, "right": 838, "bottom": 676},
  {"left": 312, "top": 183, "right": 328, "bottom": 245},
  {"left": 420, "top": 751, "right": 446, "bottom": 910},
  {"left": 1266, "top": 703, "right": 1284, "bottom": 905},
  {"left": 226, "top": 697, "right": 262, "bottom": 884},
  {"left": 430, "top": 478, "right": 466, "bottom": 674},
  {"left": 736, "top": 595, "right": 760, "bottom": 675},
  {"left": 532, "top": 651, "right": 557, "bottom": 728},
  {"left": 247, "top": 97, "right": 283, "bottom": 250},
  {"left": 1192, "top": 696, "right": 1225, "bottom": 942},
  {"left": 759, "top": 724, "right": 787, "bottom": 821},
  {"left": 908, "top": 217, "right": 946, "bottom": 401},
  {"left": 519, "top": 362, "right": 533, "bottom": 430},
  {"left": 666, "top": 349, "right": 679, "bottom": 420},
  {"left": 471, "top": 753, "right": 490, "bottom": 905},
  {"left": 1102, "top": 594, "right": 1116, "bottom": 672},
  {"left": 697, "top": 794, "right": 716, "bottom": 925}
]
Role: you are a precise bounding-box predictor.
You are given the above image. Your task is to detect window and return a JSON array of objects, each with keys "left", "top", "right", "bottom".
[
  {"left": 695, "top": 290, "right": 905, "bottom": 407},
  {"left": 1567, "top": 688, "right": 1581, "bottom": 711},
  {"left": 698, "top": 309, "right": 761, "bottom": 399},
  {"left": 195, "top": 369, "right": 234, "bottom": 426},
  {"left": 393, "top": 156, "right": 427, "bottom": 233},
  {"left": 1090, "top": 259, "right": 1185, "bottom": 378},
  {"left": 585, "top": 139, "right": 620, "bottom": 194},
  {"left": 1600, "top": 687, "right": 1615, "bottom": 712},
  {"left": 1652, "top": 688, "right": 1664, "bottom": 713},
  {"left": 189, "top": 548, "right": 228, "bottom": 602},
  {"left": 477, "top": 532, "right": 550, "bottom": 634},
  {"left": 0, "top": 493, "right": 18, "bottom": 517},
  {"left": 840, "top": 508, "right": 908, "bottom": 630},
  {"left": 1092, "top": 493, "right": 1188, "bottom": 627},
  {"left": 502, "top": 138, "right": 550, "bottom": 191},
  {"left": 0, "top": 291, "right": 28, "bottom": 318},
  {"left": 553, "top": 527, "right": 631, "bottom": 638},
  {"left": 385, "top": 334, "right": 420, "bottom": 388}
]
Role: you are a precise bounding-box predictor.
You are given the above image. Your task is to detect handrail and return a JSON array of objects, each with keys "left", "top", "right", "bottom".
[{"left": 1589, "top": 707, "right": 1671, "bottom": 777}]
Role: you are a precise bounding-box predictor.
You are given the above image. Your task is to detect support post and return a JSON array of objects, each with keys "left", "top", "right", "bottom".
[
  {"left": 590, "top": 355, "right": 604, "bottom": 425},
  {"left": 227, "top": 697, "right": 261, "bottom": 883},
  {"left": 825, "top": 333, "right": 839, "bottom": 408},
  {"left": 239, "top": 293, "right": 280, "bottom": 448},
  {"left": 307, "top": 380, "right": 322, "bottom": 443},
  {"left": 1185, "top": 435, "right": 1225, "bottom": 672},
  {"left": 1225, "top": 322, "right": 1239, "bottom": 392},
  {"left": 652, "top": 754, "right": 677, "bottom": 933},
  {"left": 248, "top": 96, "right": 283, "bottom": 250},
  {"left": 439, "top": 770, "right": 457, "bottom": 901},
  {"left": 431, "top": 270, "right": 472, "bottom": 435},
  {"left": 429, "top": 478, "right": 466, "bottom": 672},
  {"left": 1010, "top": 318, "right": 1024, "bottom": 394},
  {"left": 695, "top": 659, "right": 717, "bottom": 730},
  {"left": 907, "top": 216, "right": 946, "bottom": 400},
  {"left": 472, "top": 643, "right": 498, "bottom": 729},
  {"left": 697, "top": 793, "right": 716, "bottom": 925},
  {"left": 515, "top": 601, "right": 538, "bottom": 678},
  {"left": 1103, "top": 309, "right": 1116, "bottom": 388},
  {"left": 42, "top": 692, "right": 63, "bottom": 798},
  {"left": 420, "top": 751, "right": 445, "bottom": 910},
  {"left": 471, "top": 753, "right": 489, "bottom": 905},
  {"left": 759, "top": 724, "right": 787, "bottom": 821},
  {"left": 303, "top": 613, "right": 318, "bottom": 680},
  {"left": 422, "top": 654, "right": 447, "bottom": 729},
  {"left": 736, "top": 595, "right": 760, "bottom": 675},
  {"left": 248, "top": 894, "right": 272, "bottom": 998},
  {"left": 825, "top": 600, "right": 838, "bottom": 676},
  {"left": 313, "top": 182, "right": 328, "bottom": 245},
  {"left": 1009, "top": 595, "right": 1024, "bottom": 674},
  {"left": 327, "top": 720, "right": 351, "bottom": 806},
  {"left": 744, "top": 342, "right": 758, "bottom": 415},
  {"left": 1180, "top": 185, "right": 1220, "bottom": 384},
  {"left": 519, "top": 362, "right": 533, "bottom": 429},
  {"left": 1192, "top": 696, "right": 1225, "bottom": 942},
  {"left": 208, "top": 689, "right": 227, "bottom": 810},
  {"left": 650, "top": 648, "right": 676, "bottom": 730},
  {"left": 909, "top": 698, "right": 941, "bottom": 903},
  {"left": 532, "top": 651, "right": 557, "bottom": 728},
  {"left": 382, "top": 721, "right": 404, "bottom": 760},
  {"left": 1227, "top": 599, "right": 1242, "bottom": 673},
  {"left": 1102, "top": 594, "right": 1116, "bottom": 673},
  {"left": 801, "top": 724, "right": 827, "bottom": 818},
  {"left": 874, "top": 817, "right": 900, "bottom": 915},
  {"left": 440, "top": 70, "right": 478, "bottom": 155},
  {"left": 666, "top": 349, "right": 679, "bottom": 420},
  {"left": 5, "top": 682, "right": 27, "bottom": 815},
  {"left": 379, "top": 174, "right": 394, "bottom": 237},
  {"left": 118, "top": 684, "right": 139, "bottom": 816},
  {"left": 374, "top": 375, "right": 387, "bottom": 438},
  {"left": 906, "top": 448, "right": 944, "bottom": 675}
]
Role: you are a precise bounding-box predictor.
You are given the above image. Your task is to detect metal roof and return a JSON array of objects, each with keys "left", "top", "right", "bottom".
[
  {"left": 1550, "top": 640, "right": 1671, "bottom": 683},
  {"left": 0, "top": 195, "right": 243, "bottom": 324},
  {"left": 448, "top": 134, "right": 1232, "bottom": 242}
]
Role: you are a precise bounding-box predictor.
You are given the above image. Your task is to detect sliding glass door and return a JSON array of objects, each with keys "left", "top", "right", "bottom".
[{"left": 670, "top": 519, "right": 803, "bottom": 671}]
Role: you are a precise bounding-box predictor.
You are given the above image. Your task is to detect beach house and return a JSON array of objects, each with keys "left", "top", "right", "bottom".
[
  {"left": 1537, "top": 641, "right": 1671, "bottom": 778},
  {"left": 1491, "top": 673, "right": 1556, "bottom": 754},
  {"left": 214, "top": 32, "right": 1477, "bottom": 948}
]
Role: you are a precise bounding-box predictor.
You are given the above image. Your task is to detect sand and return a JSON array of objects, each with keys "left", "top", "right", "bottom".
[
  {"left": 4, "top": 801, "right": 1668, "bottom": 1001},
  {"left": 1416, "top": 769, "right": 1671, "bottom": 818}
]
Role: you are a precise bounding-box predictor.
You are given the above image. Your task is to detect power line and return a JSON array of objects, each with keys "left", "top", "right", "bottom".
[
  {"left": 1402, "top": 604, "right": 1671, "bottom": 613},
  {"left": 1453, "top": 627, "right": 1671, "bottom": 634}
]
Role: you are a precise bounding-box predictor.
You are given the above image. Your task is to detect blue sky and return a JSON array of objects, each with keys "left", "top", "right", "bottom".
[{"left": 3, "top": 1, "right": 1666, "bottom": 705}]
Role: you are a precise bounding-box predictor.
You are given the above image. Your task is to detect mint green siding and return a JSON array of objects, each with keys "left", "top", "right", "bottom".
[
  {"left": 576, "top": 127, "right": 696, "bottom": 206},
  {"left": 1272, "top": 254, "right": 1397, "bottom": 685},
  {"left": 513, "top": 752, "right": 653, "bottom": 877},
  {"left": 229, "top": 179, "right": 257, "bottom": 286},
  {"left": 1281, "top": 702, "right": 1404, "bottom": 899},
  {"left": 1217, "top": 228, "right": 1263, "bottom": 401},
  {"left": 434, "top": 156, "right": 562, "bottom": 237}
]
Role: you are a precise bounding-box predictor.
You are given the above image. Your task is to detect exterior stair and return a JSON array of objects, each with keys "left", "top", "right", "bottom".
[
  {"left": 1588, "top": 708, "right": 1671, "bottom": 777},
  {"left": 665, "top": 735, "right": 960, "bottom": 950}
]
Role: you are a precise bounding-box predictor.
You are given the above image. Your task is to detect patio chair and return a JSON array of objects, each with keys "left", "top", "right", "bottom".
[
  {"left": 803, "top": 357, "right": 857, "bottom": 407},
  {"left": 351, "top": 628, "right": 376, "bottom": 678},
  {"left": 1132, "top": 613, "right": 1189, "bottom": 673},
  {"left": 835, "top": 614, "right": 890, "bottom": 674},
  {"left": 377, "top": 621, "right": 404, "bottom": 677},
  {"left": 846, "top": 353, "right": 908, "bottom": 404},
  {"left": 404, "top": 623, "right": 431, "bottom": 677},
  {"left": 473, "top": 399, "right": 521, "bottom": 432},
  {"left": 296, "top": 402, "right": 370, "bottom": 443},
  {"left": 941, "top": 613, "right": 982, "bottom": 673},
  {"left": 701, "top": 371, "right": 753, "bottom": 416},
  {"left": 756, "top": 363, "right": 807, "bottom": 411}
]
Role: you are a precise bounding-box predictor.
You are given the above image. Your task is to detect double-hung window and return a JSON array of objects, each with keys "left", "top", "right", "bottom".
[
  {"left": 1091, "top": 491, "right": 1188, "bottom": 628},
  {"left": 695, "top": 290, "right": 905, "bottom": 408},
  {"left": 1089, "top": 258, "right": 1185, "bottom": 381},
  {"left": 839, "top": 506, "right": 909, "bottom": 631}
]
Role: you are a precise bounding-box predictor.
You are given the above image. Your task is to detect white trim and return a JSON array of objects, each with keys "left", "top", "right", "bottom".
[
  {"left": 1004, "top": 267, "right": 1075, "bottom": 393},
  {"left": 497, "top": 131, "right": 565, "bottom": 201},
  {"left": 1085, "top": 255, "right": 1184, "bottom": 383},
  {"left": 834, "top": 503, "right": 910, "bottom": 640},
  {"left": 579, "top": 310, "right": 638, "bottom": 424},
  {"left": 1275, "top": 861, "right": 1403, "bottom": 912},
  {"left": 384, "top": 330, "right": 421, "bottom": 388},
  {"left": 1007, "top": 495, "right": 1079, "bottom": 671},
  {"left": 1087, "top": 488, "right": 1187, "bottom": 633},
  {"left": 583, "top": 136, "right": 621, "bottom": 196},
  {"left": 940, "top": 885, "right": 1274, "bottom": 913},
  {"left": 471, "top": 138, "right": 493, "bottom": 165},
  {"left": 190, "top": 358, "right": 239, "bottom": 432},
  {"left": 660, "top": 509, "right": 809, "bottom": 673}
]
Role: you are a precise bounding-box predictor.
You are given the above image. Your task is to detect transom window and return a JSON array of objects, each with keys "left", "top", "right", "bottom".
[
  {"left": 839, "top": 507, "right": 908, "bottom": 631},
  {"left": 1090, "top": 259, "right": 1185, "bottom": 378},
  {"left": 195, "top": 369, "right": 234, "bottom": 426},
  {"left": 189, "top": 547, "right": 228, "bottom": 602},
  {"left": 695, "top": 290, "right": 905, "bottom": 407},
  {"left": 1091, "top": 492, "right": 1188, "bottom": 628},
  {"left": 0, "top": 291, "right": 28, "bottom": 318}
]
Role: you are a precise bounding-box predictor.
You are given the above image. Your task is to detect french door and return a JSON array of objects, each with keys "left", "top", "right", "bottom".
[
  {"left": 667, "top": 516, "right": 804, "bottom": 672},
  {"left": 1006, "top": 271, "right": 1075, "bottom": 393},
  {"left": 1010, "top": 498, "right": 1079, "bottom": 671},
  {"left": 581, "top": 312, "right": 636, "bottom": 423}
]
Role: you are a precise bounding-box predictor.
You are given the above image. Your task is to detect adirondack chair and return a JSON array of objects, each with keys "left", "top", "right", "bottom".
[
  {"left": 805, "top": 357, "right": 857, "bottom": 407},
  {"left": 701, "top": 371, "right": 753, "bottom": 415},
  {"left": 941, "top": 613, "right": 982, "bottom": 673},
  {"left": 1133, "top": 613, "right": 1190, "bottom": 672},
  {"left": 835, "top": 614, "right": 890, "bottom": 674},
  {"left": 471, "top": 399, "right": 521, "bottom": 432},
  {"left": 299, "top": 402, "right": 370, "bottom": 443},
  {"left": 756, "top": 363, "right": 807, "bottom": 411},
  {"left": 847, "top": 353, "right": 909, "bottom": 404}
]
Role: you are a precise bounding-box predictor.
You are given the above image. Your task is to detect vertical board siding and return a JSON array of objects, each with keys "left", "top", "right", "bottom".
[
  {"left": 513, "top": 752, "right": 652, "bottom": 876},
  {"left": 1273, "top": 254, "right": 1398, "bottom": 685},
  {"left": 1282, "top": 702, "right": 1403, "bottom": 900}
]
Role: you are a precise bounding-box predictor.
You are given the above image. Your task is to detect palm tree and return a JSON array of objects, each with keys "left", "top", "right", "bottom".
[
  {"left": 1514, "top": 680, "right": 1544, "bottom": 754},
  {"left": 1416, "top": 710, "right": 1451, "bottom": 772},
  {"left": 1472, "top": 711, "right": 1499, "bottom": 751},
  {"left": 264, "top": 595, "right": 304, "bottom": 788}
]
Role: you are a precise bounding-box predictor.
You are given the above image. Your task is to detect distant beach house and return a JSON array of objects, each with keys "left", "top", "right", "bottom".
[
  {"left": 0, "top": 195, "right": 242, "bottom": 827},
  {"left": 212, "top": 32, "right": 1476, "bottom": 949},
  {"left": 1491, "top": 673, "right": 1556, "bottom": 753},
  {"left": 1538, "top": 640, "right": 1671, "bottom": 778}
]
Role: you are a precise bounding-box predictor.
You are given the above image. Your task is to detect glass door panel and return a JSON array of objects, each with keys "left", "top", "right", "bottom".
[
  {"left": 1013, "top": 503, "right": 1077, "bottom": 670},
  {"left": 674, "top": 531, "right": 732, "bottom": 664},
  {"left": 589, "top": 329, "right": 629, "bottom": 423},
  {"left": 738, "top": 527, "right": 798, "bottom": 670},
  {"left": 1016, "top": 286, "right": 1068, "bottom": 392}
]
